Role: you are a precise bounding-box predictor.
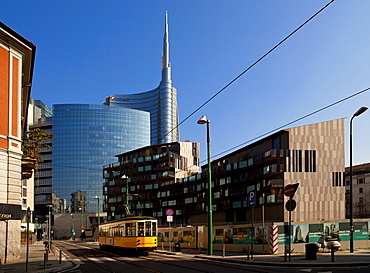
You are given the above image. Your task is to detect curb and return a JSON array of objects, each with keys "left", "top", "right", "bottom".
[
  {"left": 193, "top": 254, "right": 370, "bottom": 268},
  {"left": 36, "top": 244, "right": 78, "bottom": 273}
]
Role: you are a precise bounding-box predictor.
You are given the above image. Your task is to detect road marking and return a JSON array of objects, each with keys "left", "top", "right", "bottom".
[
  {"left": 101, "top": 257, "right": 119, "bottom": 262},
  {"left": 87, "top": 257, "right": 104, "bottom": 263},
  {"left": 72, "top": 259, "right": 85, "bottom": 264}
]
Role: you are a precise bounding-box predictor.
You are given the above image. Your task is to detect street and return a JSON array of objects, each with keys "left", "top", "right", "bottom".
[{"left": 53, "top": 241, "right": 370, "bottom": 273}]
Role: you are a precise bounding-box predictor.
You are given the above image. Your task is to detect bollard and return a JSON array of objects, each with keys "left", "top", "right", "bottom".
[
  {"left": 331, "top": 243, "right": 334, "bottom": 262},
  {"left": 222, "top": 244, "right": 225, "bottom": 257},
  {"left": 188, "top": 242, "right": 190, "bottom": 253},
  {"left": 284, "top": 245, "right": 287, "bottom": 262},
  {"left": 247, "top": 246, "right": 250, "bottom": 260},
  {"left": 59, "top": 249, "right": 62, "bottom": 264},
  {"left": 44, "top": 253, "right": 47, "bottom": 269},
  {"left": 199, "top": 247, "right": 202, "bottom": 254}
]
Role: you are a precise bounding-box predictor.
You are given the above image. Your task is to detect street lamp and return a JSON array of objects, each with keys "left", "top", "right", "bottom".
[
  {"left": 349, "top": 106, "right": 368, "bottom": 253},
  {"left": 71, "top": 214, "right": 75, "bottom": 240},
  {"left": 94, "top": 196, "right": 100, "bottom": 226},
  {"left": 47, "top": 205, "right": 52, "bottom": 249},
  {"left": 121, "top": 175, "right": 129, "bottom": 210},
  {"left": 197, "top": 115, "right": 213, "bottom": 255},
  {"left": 79, "top": 207, "right": 83, "bottom": 231}
]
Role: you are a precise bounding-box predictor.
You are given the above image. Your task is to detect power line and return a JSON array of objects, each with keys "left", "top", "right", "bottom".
[
  {"left": 156, "top": 0, "right": 335, "bottom": 145},
  {"left": 201, "top": 86, "right": 370, "bottom": 165}
]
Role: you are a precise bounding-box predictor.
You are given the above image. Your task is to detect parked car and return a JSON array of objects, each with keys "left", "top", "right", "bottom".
[{"left": 317, "top": 235, "right": 341, "bottom": 251}]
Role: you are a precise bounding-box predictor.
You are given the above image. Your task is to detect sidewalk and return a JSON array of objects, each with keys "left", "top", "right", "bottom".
[
  {"left": 0, "top": 241, "right": 75, "bottom": 273},
  {"left": 157, "top": 247, "right": 370, "bottom": 268}
]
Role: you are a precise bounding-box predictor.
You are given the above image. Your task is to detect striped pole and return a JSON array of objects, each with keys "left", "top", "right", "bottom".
[{"left": 269, "top": 225, "right": 278, "bottom": 254}]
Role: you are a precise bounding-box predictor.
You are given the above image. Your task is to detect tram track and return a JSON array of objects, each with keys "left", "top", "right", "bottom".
[
  {"left": 55, "top": 241, "right": 161, "bottom": 273},
  {"left": 55, "top": 241, "right": 254, "bottom": 273}
]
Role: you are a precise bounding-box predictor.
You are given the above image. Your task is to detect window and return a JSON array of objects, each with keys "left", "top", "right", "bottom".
[
  {"left": 273, "top": 137, "right": 280, "bottom": 149},
  {"left": 185, "top": 198, "right": 193, "bottom": 204},
  {"left": 239, "top": 161, "right": 247, "bottom": 168},
  {"left": 358, "top": 178, "right": 364, "bottom": 184},
  {"left": 359, "top": 188, "right": 363, "bottom": 193}
]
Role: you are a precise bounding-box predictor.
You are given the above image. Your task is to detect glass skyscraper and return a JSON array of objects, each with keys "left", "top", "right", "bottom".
[
  {"left": 52, "top": 104, "right": 150, "bottom": 212},
  {"left": 104, "top": 12, "right": 179, "bottom": 145}
]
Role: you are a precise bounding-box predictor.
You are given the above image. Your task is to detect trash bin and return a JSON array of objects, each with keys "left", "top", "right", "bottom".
[
  {"left": 174, "top": 242, "right": 181, "bottom": 252},
  {"left": 305, "top": 243, "right": 318, "bottom": 260}
]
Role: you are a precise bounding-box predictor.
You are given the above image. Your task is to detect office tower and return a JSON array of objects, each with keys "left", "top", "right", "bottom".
[
  {"left": 52, "top": 104, "right": 150, "bottom": 213},
  {"left": 105, "top": 12, "right": 179, "bottom": 145}
]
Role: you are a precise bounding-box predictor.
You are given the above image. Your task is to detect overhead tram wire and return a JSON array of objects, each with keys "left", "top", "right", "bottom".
[
  {"left": 155, "top": 0, "right": 335, "bottom": 145},
  {"left": 203, "top": 86, "right": 370, "bottom": 164}
]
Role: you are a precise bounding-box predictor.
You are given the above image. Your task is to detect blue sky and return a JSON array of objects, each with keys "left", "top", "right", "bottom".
[{"left": 2, "top": 1, "right": 369, "bottom": 166}]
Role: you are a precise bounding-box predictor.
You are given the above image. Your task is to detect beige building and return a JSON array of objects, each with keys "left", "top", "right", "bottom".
[{"left": 284, "top": 118, "right": 345, "bottom": 222}]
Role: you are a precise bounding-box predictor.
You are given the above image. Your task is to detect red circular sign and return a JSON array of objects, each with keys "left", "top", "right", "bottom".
[
  {"left": 166, "top": 209, "right": 174, "bottom": 216},
  {"left": 284, "top": 185, "right": 295, "bottom": 196}
]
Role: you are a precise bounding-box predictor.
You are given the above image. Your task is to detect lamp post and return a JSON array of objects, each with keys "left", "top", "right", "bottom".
[
  {"left": 71, "top": 214, "right": 75, "bottom": 240},
  {"left": 349, "top": 106, "right": 368, "bottom": 253},
  {"left": 95, "top": 196, "right": 100, "bottom": 226},
  {"left": 121, "top": 175, "right": 129, "bottom": 209},
  {"left": 47, "top": 205, "right": 52, "bottom": 249},
  {"left": 197, "top": 115, "right": 213, "bottom": 255},
  {"left": 79, "top": 207, "right": 82, "bottom": 232}
]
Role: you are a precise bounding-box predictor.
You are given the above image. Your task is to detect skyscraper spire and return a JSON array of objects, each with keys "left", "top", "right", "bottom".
[{"left": 162, "top": 10, "right": 169, "bottom": 70}]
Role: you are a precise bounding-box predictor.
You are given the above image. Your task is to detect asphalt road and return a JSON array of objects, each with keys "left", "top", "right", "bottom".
[{"left": 54, "top": 241, "right": 370, "bottom": 273}]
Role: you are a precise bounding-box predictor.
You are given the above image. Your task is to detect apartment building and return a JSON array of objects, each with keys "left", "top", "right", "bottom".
[{"left": 104, "top": 119, "right": 345, "bottom": 227}]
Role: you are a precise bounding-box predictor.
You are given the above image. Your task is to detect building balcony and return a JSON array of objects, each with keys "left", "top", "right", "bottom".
[
  {"left": 35, "top": 179, "right": 52, "bottom": 187},
  {"left": 41, "top": 154, "right": 52, "bottom": 161},
  {"left": 35, "top": 188, "right": 52, "bottom": 194},
  {"left": 38, "top": 163, "right": 52, "bottom": 170},
  {"left": 21, "top": 157, "right": 37, "bottom": 179},
  {"left": 35, "top": 198, "right": 52, "bottom": 205},
  {"left": 35, "top": 171, "right": 52, "bottom": 178},
  {"left": 39, "top": 147, "right": 52, "bottom": 153}
]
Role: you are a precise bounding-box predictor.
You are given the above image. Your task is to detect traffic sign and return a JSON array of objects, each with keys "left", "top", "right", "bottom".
[
  {"left": 248, "top": 190, "right": 256, "bottom": 207},
  {"left": 167, "top": 216, "right": 173, "bottom": 222},
  {"left": 166, "top": 209, "right": 174, "bottom": 216},
  {"left": 284, "top": 183, "right": 299, "bottom": 198},
  {"left": 285, "top": 199, "right": 297, "bottom": 211}
]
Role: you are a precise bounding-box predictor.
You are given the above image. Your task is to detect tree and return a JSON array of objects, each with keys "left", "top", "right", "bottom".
[{"left": 22, "top": 126, "right": 53, "bottom": 168}]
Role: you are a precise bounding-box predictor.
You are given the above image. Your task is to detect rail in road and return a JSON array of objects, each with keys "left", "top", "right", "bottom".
[{"left": 53, "top": 241, "right": 269, "bottom": 273}]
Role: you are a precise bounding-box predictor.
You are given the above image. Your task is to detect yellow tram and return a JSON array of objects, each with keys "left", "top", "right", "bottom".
[{"left": 98, "top": 216, "right": 157, "bottom": 254}]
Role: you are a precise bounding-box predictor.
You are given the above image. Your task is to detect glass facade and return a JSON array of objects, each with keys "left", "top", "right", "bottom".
[
  {"left": 104, "top": 12, "right": 179, "bottom": 145},
  {"left": 52, "top": 104, "right": 150, "bottom": 212}
]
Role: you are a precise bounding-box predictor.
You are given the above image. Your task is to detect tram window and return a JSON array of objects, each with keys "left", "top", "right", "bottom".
[
  {"left": 152, "top": 222, "right": 157, "bottom": 236},
  {"left": 145, "top": 221, "right": 151, "bottom": 236},
  {"left": 126, "top": 222, "right": 136, "bottom": 236},
  {"left": 131, "top": 222, "right": 136, "bottom": 236},
  {"left": 126, "top": 223, "right": 131, "bottom": 236},
  {"left": 138, "top": 222, "right": 145, "bottom": 236},
  {"left": 119, "top": 225, "right": 124, "bottom": 237}
]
